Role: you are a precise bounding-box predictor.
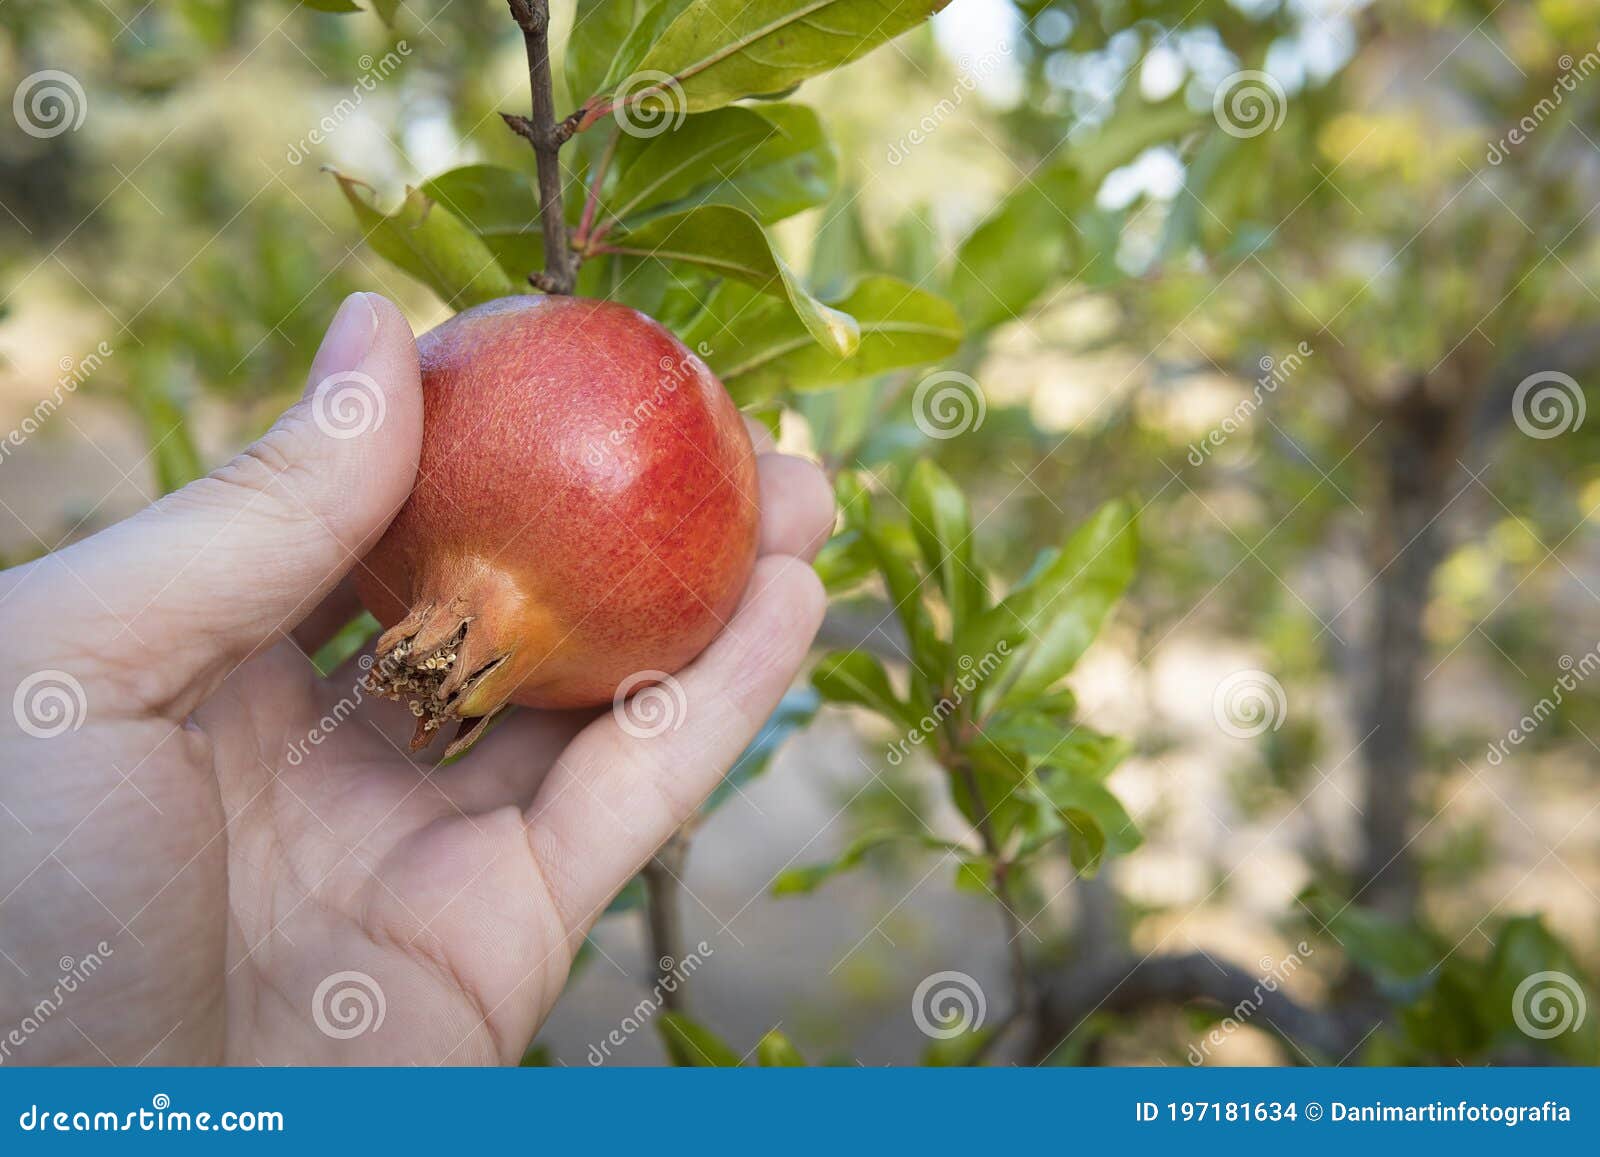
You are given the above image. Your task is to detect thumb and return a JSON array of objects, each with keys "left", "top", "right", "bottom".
[{"left": 31, "top": 292, "right": 423, "bottom": 717}]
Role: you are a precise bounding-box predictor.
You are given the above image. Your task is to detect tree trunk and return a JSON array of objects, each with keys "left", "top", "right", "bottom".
[{"left": 1354, "top": 374, "right": 1468, "bottom": 918}]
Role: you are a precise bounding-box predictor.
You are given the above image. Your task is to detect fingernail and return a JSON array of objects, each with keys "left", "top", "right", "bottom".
[{"left": 310, "top": 292, "right": 379, "bottom": 381}]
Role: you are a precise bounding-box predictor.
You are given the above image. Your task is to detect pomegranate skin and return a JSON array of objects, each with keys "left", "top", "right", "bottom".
[{"left": 355, "top": 295, "right": 759, "bottom": 735}]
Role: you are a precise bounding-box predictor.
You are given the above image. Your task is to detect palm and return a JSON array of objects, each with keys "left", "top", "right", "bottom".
[{"left": 201, "top": 642, "right": 586, "bottom": 1065}]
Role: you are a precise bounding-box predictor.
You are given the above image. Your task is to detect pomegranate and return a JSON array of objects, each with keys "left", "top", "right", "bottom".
[{"left": 355, "top": 295, "right": 759, "bottom": 757}]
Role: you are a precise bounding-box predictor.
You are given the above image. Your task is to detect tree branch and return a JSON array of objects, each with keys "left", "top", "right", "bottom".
[
  {"left": 504, "top": 0, "right": 574, "bottom": 294},
  {"left": 643, "top": 829, "right": 692, "bottom": 1013},
  {"left": 1033, "top": 951, "right": 1356, "bottom": 1063}
]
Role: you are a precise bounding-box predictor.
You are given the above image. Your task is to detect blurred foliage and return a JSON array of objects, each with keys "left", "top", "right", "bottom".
[{"left": 4, "top": 0, "right": 1599, "bottom": 1066}]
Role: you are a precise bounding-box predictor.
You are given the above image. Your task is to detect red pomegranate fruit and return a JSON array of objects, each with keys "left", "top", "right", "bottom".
[{"left": 355, "top": 295, "right": 759, "bottom": 757}]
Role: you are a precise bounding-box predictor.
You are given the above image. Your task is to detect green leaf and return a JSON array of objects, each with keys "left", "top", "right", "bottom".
[
  {"left": 696, "top": 275, "right": 962, "bottom": 404},
  {"left": 311, "top": 612, "right": 379, "bottom": 677},
  {"left": 772, "top": 830, "right": 967, "bottom": 896},
  {"left": 606, "top": 108, "right": 776, "bottom": 225},
  {"left": 952, "top": 857, "right": 992, "bottom": 895},
  {"left": 301, "top": 0, "right": 362, "bottom": 12},
  {"left": 756, "top": 1030, "right": 807, "bottom": 1066},
  {"left": 923, "top": 1026, "right": 995, "bottom": 1066},
  {"left": 606, "top": 105, "right": 834, "bottom": 229},
  {"left": 1072, "top": 95, "right": 1198, "bottom": 187},
  {"left": 607, "top": 205, "right": 859, "bottom": 355},
  {"left": 658, "top": 1012, "right": 742, "bottom": 1066},
  {"left": 1031, "top": 763, "right": 1140, "bottom": 875},
  {"left": 129, "top": 361, "right": 203, "bottom": 494},
  {"left": 332, "top": 171, "right": 516, "bottom": 309},
  {"left": 1485, "top": 916, "right": 1599, "bottom": 1062},
  {"left": 812, "top": 530, "right": 876, "bottom": 594},
  {"left": 904, "top": 459, "right": 980, "bottom": 634},
  {"left": 566, "top": 0, "right": 653, "bottom": 108},
  {"left": 811, "top": 650, "right": 913, "bottom": 726},
  {"left": 950, "top": 95, "right": 1196, "bottom": 331},
  {"left": 679, "top": 102, "right": 835, "bottom": 223},
  {"left": 417, "top": 165, "right": 544, "bottom": 282},
  {"left": 620, "top": 0, "right": 953, "bottom": 116},
  {"left": 950, "top": 166, "right": 1080, "bottom": 333},
  {"left": 963, "top": 500, "right": 1137, "bottom": 707},
  {"left": 589, "top": 0, "right": 699, "bottom": 100},
  {"left": 834, "top": 474, "right": 944, "bottom": 686}
]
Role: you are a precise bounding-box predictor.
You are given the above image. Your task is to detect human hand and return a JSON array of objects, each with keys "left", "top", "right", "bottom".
[{"left": 0, "top": 293, "right": 833, "bottom": 1065}]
